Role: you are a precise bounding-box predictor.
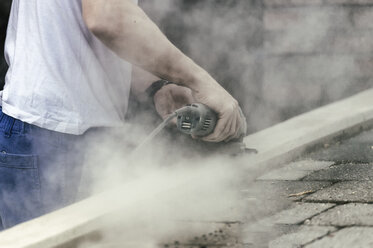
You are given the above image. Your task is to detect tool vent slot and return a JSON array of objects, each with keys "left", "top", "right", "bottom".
[
  {"left": 202, "top": 117, "right": 212, "bottom": 131},
  {"left": 181, "top": 121, "right": 192, "bottom": 130}
]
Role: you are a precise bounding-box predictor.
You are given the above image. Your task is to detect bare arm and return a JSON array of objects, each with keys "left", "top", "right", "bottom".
[
  {"left": 82, "top": 0, "right": 246, "bottom": 142},
  {"left": 131, "top": 66, "right": 159, "bottom": 103},
  {"left": 82, "top": 0, "right": 203, "bottom": 88}
]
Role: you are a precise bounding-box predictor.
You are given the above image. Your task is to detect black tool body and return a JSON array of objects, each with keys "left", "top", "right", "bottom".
[{"left": 176, "top": 103, "right": 217, "bottom": 137}]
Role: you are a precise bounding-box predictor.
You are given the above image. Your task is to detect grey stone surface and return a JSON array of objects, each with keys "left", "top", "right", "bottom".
[
  {"left": 305, "top": 227, "right": 373, "bottom": 248},
  {"left": 269, "top": 226, "right": 336, "bottom": 248},
  {"left": 310, "top": 203, "right": 373, "bottom": 226},
  {"left": 243, "top": 180, "right": 333, "bottom": 201},
  {"left": 241, "top": 181, "right": 333, "bottom": 227},
  {"left": 260, "top": 203, "right": 335, "bottom": 225},
  {"left": 257, "top": 160, "right": 333, "bottom": 181},
  {"left": 303, "top": 163, "right": 373, "bottom": 181},
  {"left": 308, "top": 128, "right": 373, "bottom": 163},
  {"left": 243, "top": 223, "right": 298, "bottom": 248},
  {"left": 243, "top": 203, "right": 334, "bottom": 247},
  {"left": 304, "top": 181, "right": 373, "bottom": 203},
  {"left": 348, "top": 129, "right": 373, "bottom": 144},
  {"left": 308, "top": 143, "right": 373, "bottom": 163}
]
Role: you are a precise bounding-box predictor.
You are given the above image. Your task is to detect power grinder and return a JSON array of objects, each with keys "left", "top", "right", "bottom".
[
  {"left": 133, "top": 103, "right": 257, "bottom": 156},
  {"left": 176, "top": 103, "right": 217, "bottom": 137},
  {"left": 174, "top": 103, "right": 257, "bottom": 155}
]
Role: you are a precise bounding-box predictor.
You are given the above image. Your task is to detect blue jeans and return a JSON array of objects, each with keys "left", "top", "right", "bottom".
[{"left": 0, "top": 108, "right": 87, "bottom": 229}]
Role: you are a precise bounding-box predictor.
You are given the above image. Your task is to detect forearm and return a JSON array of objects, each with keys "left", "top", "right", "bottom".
[
  {"left": 82, "top": 0, "right": 245, "bottom": 142},
  {"left": 82, "top": 0, "right": 209, "bottom": 90},
  {"left": 131, "top": 66, "right": 159, "bottom": 102}
]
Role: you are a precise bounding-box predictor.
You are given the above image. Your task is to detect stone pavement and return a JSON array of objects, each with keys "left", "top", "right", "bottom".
[
  {"left": 238, "top": 128, "right": 373, "bottom": 248},
  {"left": 157, "top": 128, "right": 373, "bottom": 248}
]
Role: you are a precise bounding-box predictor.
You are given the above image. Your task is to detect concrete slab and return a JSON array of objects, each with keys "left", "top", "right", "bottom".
[
  {"left": 257, "top": 160, "right": 333, "bottom": 181},
  {"left": 303, "top": 163, "right": 373, "bottom": 181},
  {"left": 304, "top": 227, "right": 373, "bottom": 248},
  {"left": 304, "top": 181, "right": 373, "bottom": 203},
  {"left": 269, "top": 226, "right": 336, "bottom": 248},
  {"left": 310, "top": 203, "right": 373, "bottom": 227}
]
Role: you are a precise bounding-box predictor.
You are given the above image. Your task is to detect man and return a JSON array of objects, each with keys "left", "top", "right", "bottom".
[
  {"left": 0, "top": 0, "right": 11, "bottom": 89},
  {"left": 0, "top": 0, "right": 246, "bottom": 229}
]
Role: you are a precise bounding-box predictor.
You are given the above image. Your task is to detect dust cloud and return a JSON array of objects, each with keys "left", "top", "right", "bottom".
[
  {"left": 76, "top": 123, "right": 249, "bottom": 247},
  {"left": 73, "top": 1, "right": 373, "bottom": 247},
  {"left": 141, "top": 1, "right": 373, "bottom": 132}
]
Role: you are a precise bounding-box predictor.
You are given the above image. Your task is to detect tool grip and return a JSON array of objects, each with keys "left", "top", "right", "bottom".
[{"left": 176, "top": 103, "right": 217, "bottom": 137}]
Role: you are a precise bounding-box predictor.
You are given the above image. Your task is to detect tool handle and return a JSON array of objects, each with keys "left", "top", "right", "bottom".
[{"left": 176, "top": 103, "right": 217, "bottom": 137}]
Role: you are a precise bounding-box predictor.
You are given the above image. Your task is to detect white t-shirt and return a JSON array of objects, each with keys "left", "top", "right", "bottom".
[{"left": 2, "top": 0, "right": 137, "bottom": 135}]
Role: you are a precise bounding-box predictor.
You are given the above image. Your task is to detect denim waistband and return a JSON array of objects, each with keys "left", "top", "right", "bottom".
[{"left": 0, "top": 107, "right": 30, "bottom": 136}]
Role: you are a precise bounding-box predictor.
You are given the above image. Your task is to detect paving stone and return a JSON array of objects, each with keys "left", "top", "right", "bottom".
[
  {"left": 308, "top": 127, "right": 373, "bottom": 164},
  {"left": 243, "top": 222, "right": 298, "bottom": 248},
  {"left": 347, "top": 128, "right": 373, "bottom": 144},
  {"left": 304, "top": 181, "right": 373, "bottom": 203},
  {"left": 303, "top": 163, "right": 373, "bottom": 181},
  {"left": 241, "top": 181, "right": 333, "bottom": 223},
  {"left": 310, "top": 203, "right": 373, "bottom": 226},
  {"left": 304, "top": 227, "right": 373, "bottom": 248},
  {"left": 243, "top": 181, "right": 333, "bottom": 201},
  {"left": 308, "top": 143, "right": 373, "bottom": 163},
  {"left": 260, "top": 203, "right": 335, "bottom": 225},
  {"left": 269, "top": 226, "right": 336, "bottom": 248},
  {"left": 257, "top": 160, "right": 333, "bottom": 181}
]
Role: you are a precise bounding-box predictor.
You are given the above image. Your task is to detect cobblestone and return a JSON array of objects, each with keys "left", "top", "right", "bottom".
[
  {"left": 243, "top": 223, "right": 298, "bottom": 248},
  {"left": 309, "top": 143, "right": 373, "bottom": 163},
  {"left": 243, "top": 181, "right": 333, "bottom": 201},
  {"left": 269, "top": 226, "right": 336, "bottom": 248},
  {"left": 260, "top": 203, "right": 335, "bottom": 225},
  {"left": 257, "top": 160, "right": 333, "bottom": 181},
  {"left": 304, "top": 227, "right": 373, "bottom": 248},
  {"left": 309, "top": 203, "right": 373, "bottom": 226},
  {"left": 303, "top": 163, "right": 373, "bottom": 181},
  {"left": 304, "top": 181, "right": 373, "bottom": 203}
]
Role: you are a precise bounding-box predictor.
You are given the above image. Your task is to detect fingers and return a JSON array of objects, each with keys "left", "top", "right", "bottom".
[
  {"left": 202, "top": 105, "right": 246, "bottom": 143},
  {"left": 225, "top": 111, "right": 239, "bottom": 142},
  {"left": 231, "top": 107, "right": 247, "bottom": 140},
  {"left": 202, "top": 117, "right": 232, "bottom": 142},
  {"left": 202, "top": 106, "right": 237, "bottom": 142}
]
